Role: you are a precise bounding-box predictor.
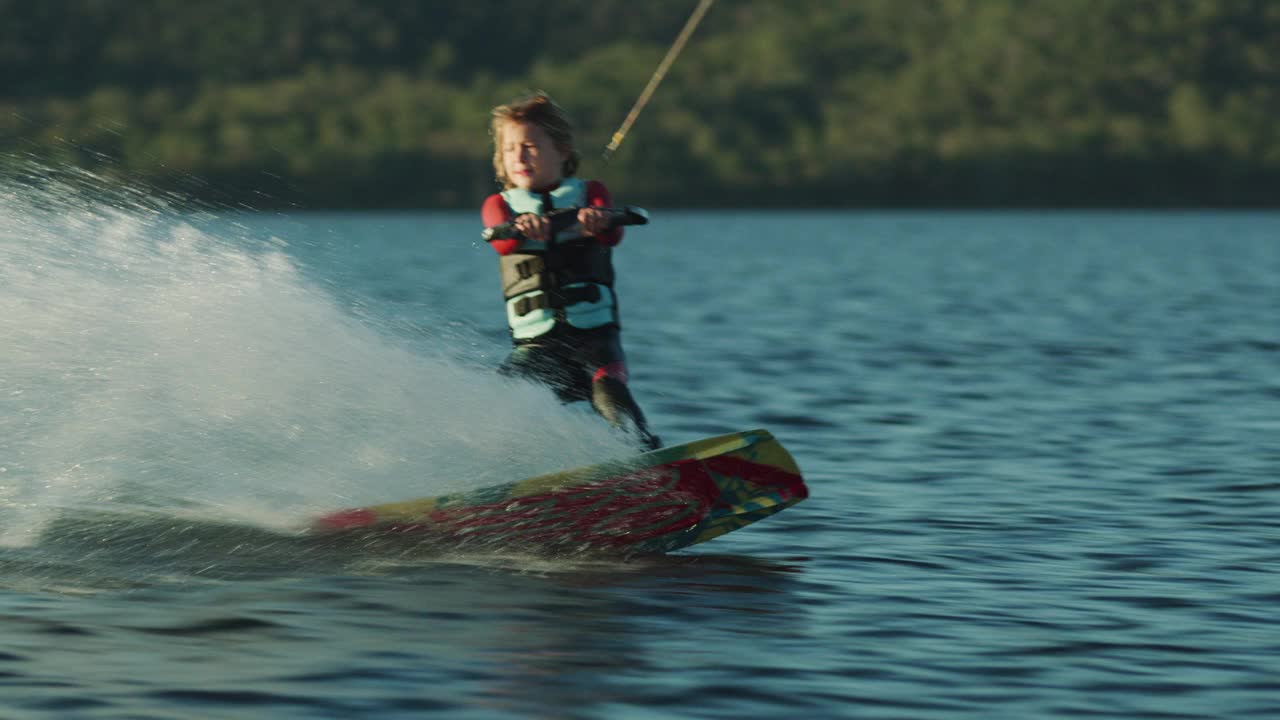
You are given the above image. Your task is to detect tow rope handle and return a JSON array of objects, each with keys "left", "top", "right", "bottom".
[{"left": 482, "top": 206, "right": 649, "bottom": 243}]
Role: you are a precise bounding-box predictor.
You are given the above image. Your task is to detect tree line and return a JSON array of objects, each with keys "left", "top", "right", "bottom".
[{"left": 2, "top": 0, "right": 1277, "bottom": 208}]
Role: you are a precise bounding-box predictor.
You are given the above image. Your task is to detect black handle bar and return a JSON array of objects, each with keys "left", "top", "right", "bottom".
[{"left": 482, "top": 206, "right": 649, "bottom": 242}]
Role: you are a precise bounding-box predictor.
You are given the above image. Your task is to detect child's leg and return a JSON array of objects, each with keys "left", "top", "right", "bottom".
[
  {"left": 499, "top": 343, "right": 587, "bottom": 403},
  {"left": 578, "top": 330, "right": 662, "bottom": 450},
  {"left": 592, "top": 375, "right": 662, "bottom": 450}
]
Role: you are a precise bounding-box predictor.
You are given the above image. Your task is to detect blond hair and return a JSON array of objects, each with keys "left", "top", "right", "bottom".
[{"left": 490, "top": 92, "right": 581, "bottom": 188}]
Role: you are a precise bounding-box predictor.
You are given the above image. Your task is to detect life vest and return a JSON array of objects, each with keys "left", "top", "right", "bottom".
[{"left": 497, "top": 179, "right": 618, "bottom": 340}]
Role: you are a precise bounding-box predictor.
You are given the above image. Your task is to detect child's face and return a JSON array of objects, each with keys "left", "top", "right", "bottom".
[{"left": 501, "top": 120, "right": 568, "bottom": 192}]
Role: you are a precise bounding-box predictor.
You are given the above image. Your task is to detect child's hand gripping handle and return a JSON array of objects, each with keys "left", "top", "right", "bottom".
[{"left": 483, "top": 206, "right": 649, "bottom": 242}]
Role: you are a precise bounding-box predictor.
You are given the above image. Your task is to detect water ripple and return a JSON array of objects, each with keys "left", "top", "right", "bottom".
[{"left": 1, "top": 209, "right": 1278, "bottom": 718}]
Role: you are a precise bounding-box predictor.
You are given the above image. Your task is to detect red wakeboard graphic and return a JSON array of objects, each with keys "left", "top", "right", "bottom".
[{"left": 312, "top": 429, "right": 807, "bottom": 553}]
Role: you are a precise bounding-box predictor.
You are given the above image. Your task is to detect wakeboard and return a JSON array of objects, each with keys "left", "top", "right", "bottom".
[{"left": 311, "top": 429, "right": 807, "bottom": 554}]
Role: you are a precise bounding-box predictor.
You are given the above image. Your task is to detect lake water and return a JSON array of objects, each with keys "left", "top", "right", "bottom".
[{"left": 1, "top": 170, "right": 1278, "bottom": 718}]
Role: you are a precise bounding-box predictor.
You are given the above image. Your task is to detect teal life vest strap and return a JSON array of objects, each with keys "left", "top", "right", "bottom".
[
  {"left": 511, "top": 284, "right": 602, "bottom": 317},
  {"left": 504, "top": 283, "right": 616, "bottom": 339}
]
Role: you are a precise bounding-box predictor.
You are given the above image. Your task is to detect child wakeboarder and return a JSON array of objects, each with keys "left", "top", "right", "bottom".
[{"left": 481, "top": 92, "right": 661, "bottom": 450}]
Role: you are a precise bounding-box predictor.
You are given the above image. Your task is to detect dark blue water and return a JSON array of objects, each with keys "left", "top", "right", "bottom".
[{"left": 2, "top": 172, "right": 1278, "bottom": 718}]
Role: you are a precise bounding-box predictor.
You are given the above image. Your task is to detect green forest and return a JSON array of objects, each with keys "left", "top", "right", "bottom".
[{"left": 2, "top": 0, "right": 1278, "bottom": 208}]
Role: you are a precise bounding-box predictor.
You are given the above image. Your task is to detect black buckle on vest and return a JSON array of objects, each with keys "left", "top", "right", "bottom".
[
  {"left": 513, "top": 285, "right": 603, "bottom": 317},
  {"left": 513, "top": 295, "right": 543, "bottom": 317},
  {"left": 515, "top": 256, "right": 545, "bottom": 280}
]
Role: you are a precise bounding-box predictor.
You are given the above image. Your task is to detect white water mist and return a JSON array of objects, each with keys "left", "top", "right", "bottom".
[{"left": 0, "top": 163, "right": 634, "bottom": 546}]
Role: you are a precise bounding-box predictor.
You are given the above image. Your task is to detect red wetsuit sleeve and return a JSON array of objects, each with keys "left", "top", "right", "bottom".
[
  {"left": 586, "top": 180, "right": 623, "bottom": 247},
  {"left": 481, "top": 193, "right": 520, "bottom": 256}
]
